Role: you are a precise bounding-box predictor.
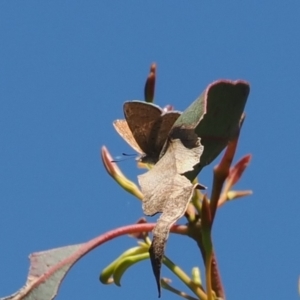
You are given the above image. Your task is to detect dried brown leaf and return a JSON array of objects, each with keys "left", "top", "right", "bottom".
[{"left": 138, "top": 129, "right": 203, "bottom": 296}]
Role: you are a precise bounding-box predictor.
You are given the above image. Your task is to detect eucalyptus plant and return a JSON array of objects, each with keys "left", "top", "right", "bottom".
[
  {"left": 1, "top": 64, "right": 251, "bottom": 300},
  {"left": 101, "top": 64, "right": 252, "bottom": 299}
]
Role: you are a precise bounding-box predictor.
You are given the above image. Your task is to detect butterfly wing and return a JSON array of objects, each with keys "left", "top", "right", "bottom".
[
  {"left": 123, "top": 101, "right": 162, "bottom": 157},
  {"left": 113, "top": 119, "right": 144, "bottom": 154},
  {"left": 152, "top": 111, "right": 181, "bottom": 154}
]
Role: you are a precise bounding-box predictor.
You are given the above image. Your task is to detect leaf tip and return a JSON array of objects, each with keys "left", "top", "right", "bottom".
[{"left": 149, "top": 239, "right": 163, "bottom": 297}]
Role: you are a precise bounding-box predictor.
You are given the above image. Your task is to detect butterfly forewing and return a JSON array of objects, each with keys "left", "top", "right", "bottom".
[
  {"left": 113, "top": 119, "right": 144, "bottom": 154},
  {"left": 124, "top": 101, "right": 162, "bottom": 158}
]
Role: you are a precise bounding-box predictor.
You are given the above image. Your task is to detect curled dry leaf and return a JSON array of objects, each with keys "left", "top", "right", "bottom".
[{"left": 138, "top": 128, "right": 204, "bottom": 296}]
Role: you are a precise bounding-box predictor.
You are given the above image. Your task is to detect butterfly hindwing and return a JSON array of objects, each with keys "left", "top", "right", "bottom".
[{"left": 152, "top": 111, "right": 181, "bottom": 154}]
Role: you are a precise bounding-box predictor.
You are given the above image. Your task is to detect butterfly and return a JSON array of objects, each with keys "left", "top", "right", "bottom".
[{"left": 113, "top": 101, "right": 181, "bottom": 164}]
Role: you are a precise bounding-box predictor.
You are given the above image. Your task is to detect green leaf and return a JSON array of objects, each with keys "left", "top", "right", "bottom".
[
  {"left": 100, "top": 245, "right": 149, "bottom": 284},
  {"left": 0, "top": 244, "right": 84, "bottom": 300},
  {"left": 113, "top": 252, "right": 149, "bottom": 286},
  {"left": 168, "top": 80, "right": 250, "bottom": 181}
]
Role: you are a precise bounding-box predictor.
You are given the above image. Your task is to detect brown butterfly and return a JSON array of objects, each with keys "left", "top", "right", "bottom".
[{"left": 113, "top": 101, "right": 181, "bottom": 164}]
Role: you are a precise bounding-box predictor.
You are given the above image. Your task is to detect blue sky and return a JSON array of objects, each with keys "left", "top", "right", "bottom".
[{"left": 1, "top": 1, "right": 300, "bottom": 299}]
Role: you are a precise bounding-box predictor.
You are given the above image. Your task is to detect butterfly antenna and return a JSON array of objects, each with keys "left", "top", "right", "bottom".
[
  {"left": 111, "top": 153, "right": 137, "bottom": 163},
  {"left": 121, "top": 153, "right": 136, "bottom": 157}
]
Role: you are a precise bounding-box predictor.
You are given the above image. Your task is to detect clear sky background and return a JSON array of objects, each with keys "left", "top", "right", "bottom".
[{"left": 1, "top": 1, "right": 300, "bottom": 300}]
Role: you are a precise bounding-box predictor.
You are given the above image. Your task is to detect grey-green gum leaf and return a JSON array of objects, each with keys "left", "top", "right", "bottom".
[{"left": 169, "top": 80, "right": 250, "bottom": 181}]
